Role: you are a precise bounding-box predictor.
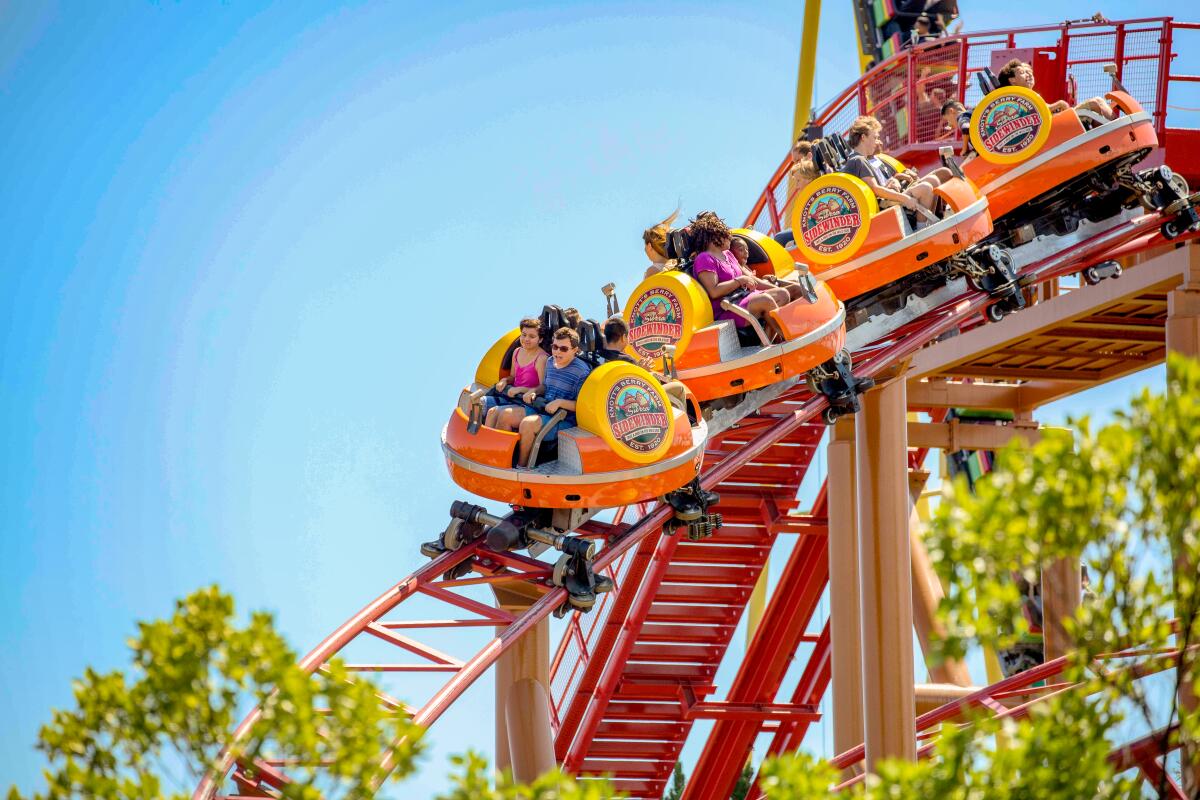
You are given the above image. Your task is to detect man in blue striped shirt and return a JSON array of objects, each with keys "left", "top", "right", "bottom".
[{"left": 516, "top": 327, "right": 591, "bottom": 466}]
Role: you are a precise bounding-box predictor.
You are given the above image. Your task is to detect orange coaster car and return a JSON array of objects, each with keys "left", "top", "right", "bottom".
[
  {"left": 442, "top": 344, "right": 706, "bottom": 511},
  {"left": 789, "top": 167, "right": 1024, "bottom": 325},
  {"left": 430, "top": 338, "right": 718, "bottom": 615},
  {"left": 623, "top": 229, "right": 867, "bottom": 421},
  {"left": 963, "top": 78, "right": 1195, "bottom": 244}
]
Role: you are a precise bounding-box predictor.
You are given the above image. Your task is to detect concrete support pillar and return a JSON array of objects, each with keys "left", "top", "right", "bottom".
[
  {"left": 827, "top": 419, "right": 864, "bottom": 764},
  {"left": 1029, "top": 402, "right": 1081, "bottom": 664},
  {"left": 908, "top": 470, "right": 972, "bottom": 687},
  {"left": 1166, "top": 248, "right": 1200, "bottom": 795},
  {"left": 914, "top": 682, "right": 983, "bottom": 715},
  {"left": 493, "top": 586, "right": 554, "bottom": 782},
  {"left": 856, "top": 378, "right": 916, "bottom": 768}
]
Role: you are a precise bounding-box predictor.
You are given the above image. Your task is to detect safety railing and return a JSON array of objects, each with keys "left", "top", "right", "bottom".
[{"left": 744, "top": 17, "right": 1199, "bottom": 236}]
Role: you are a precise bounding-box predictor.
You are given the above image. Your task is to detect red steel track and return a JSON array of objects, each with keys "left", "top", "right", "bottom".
[
  {"left": 193, "top": 211, "right": 1194, "bottom": 800},
  {"left": 194, "top": 17, "right": 1200, "bottom": 800}
]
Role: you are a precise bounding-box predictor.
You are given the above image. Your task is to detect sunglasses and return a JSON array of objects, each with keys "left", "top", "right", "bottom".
[{"left": 552, "top": 344, "right": 573, "bottom": 353}]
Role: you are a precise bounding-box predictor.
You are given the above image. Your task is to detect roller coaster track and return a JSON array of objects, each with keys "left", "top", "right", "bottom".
[
  {"left": 196, "top": 18, "right": 1200, "bottom": 796},
  {"left": 194, "top": 195, "right": 1198, "bottom": 799}
]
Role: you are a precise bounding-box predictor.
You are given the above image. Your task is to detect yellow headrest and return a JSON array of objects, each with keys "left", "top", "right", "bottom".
[
  {"left": 732, "top": 228, "right": 806, "bottom": 277},
  {"left": 474, "top": 328, "right": 520, "bottom": 387}
]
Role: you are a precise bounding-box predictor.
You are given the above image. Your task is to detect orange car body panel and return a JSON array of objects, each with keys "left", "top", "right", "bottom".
[
  {"left": 798, "top": 177, "right": 993, "bottom": 300},
  {"left": 674, "top": 280, "right": 845, "bottom": 402},
  {"left": 442, "top": 405, "right": 703, "bottom": 508},
  {"left": 964, "top": 96, "right": 1158, "bottom": 221}
]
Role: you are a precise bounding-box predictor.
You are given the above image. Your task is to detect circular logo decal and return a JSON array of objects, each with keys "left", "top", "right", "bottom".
[
  {"left": 976, "top": 94, "right": 1044, "bottom": 157},
  {"left": 605, "top": 376, "right": 670, "bottom": 454},
  {"left": 799, "top": 187, "right": 863, "bottom": 256},
  {"left": 628, "top": 288, "right": 684, "bottom": 358}
]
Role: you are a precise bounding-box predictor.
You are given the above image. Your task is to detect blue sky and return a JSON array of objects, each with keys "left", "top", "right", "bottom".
[{"left": 0, "top": 1, "right": 1190, "bottom": 793}]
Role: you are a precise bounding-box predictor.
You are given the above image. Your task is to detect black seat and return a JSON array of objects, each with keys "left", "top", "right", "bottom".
[
  {"left": 538, "top": 305, "right": 565, "bottom": 352},
  {"left": 731, "top": 232, "right": 771, "bottom": 266},
  {"left": 828, "top": 133, "right": 852, "bottom": 163},
  {"left": 665, "top": 226, "right": 696, "bottom": 265},
  {"left": 977, "top": 67, "right": 1000, "bottom": 95},
  {"left": 811, "top": 138, "right": 845, "bottom": 175},
  {"left": 538, "top": 305, "right": 607, "bottom": 367}
]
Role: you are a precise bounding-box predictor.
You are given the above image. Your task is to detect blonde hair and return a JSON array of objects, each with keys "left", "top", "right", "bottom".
[
  {"left": 791, "top": 158, "right": 820, "bottom": 183},
  {"left": 642, "top": 209, "right": 680, "bottom": 259}
]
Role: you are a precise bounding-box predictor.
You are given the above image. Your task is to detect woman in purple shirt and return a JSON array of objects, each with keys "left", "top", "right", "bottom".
[{"left": 689, "top": 212, "right": 786, "bottom": 341}]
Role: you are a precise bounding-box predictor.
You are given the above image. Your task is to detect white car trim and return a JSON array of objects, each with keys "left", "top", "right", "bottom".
[{"left": 676, "top": 302, "right": 846, "bottom": 380}]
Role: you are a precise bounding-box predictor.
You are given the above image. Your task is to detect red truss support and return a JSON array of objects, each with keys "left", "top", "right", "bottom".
[
  {"left": 556, "top": 413, "right": 828, "bottom": 798},
  {"left": 193, "top": 28, "right": 1200, "bottom": 789}
]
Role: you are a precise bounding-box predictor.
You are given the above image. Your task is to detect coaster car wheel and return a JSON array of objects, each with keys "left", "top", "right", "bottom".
[
  {"left": 1083, "top": 261, "right": 1122, "bottom": 286},
  {"left": 552, "top": 553, "right": 570, "bottom": 587},
  {"left": 443, "top": 518, "right": 466, "bottom": 550}
]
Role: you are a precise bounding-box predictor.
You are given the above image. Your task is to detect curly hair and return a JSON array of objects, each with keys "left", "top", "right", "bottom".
[
  {"left": 997, "top": 58, "right": 1025, "bottom": 87},
  {"left": 846, "top": 115, "right": 882, "bottom": 148},
  {"left": 688, "top": 211, "right": 731, "bottom": 254},
  {"left": 642, "top": 209, "right": 680, "bottom": 258}
]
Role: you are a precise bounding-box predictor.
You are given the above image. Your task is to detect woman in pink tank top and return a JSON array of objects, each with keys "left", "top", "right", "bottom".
[{"left": 485, "top": 318, "right": 548, "bottom": 429}]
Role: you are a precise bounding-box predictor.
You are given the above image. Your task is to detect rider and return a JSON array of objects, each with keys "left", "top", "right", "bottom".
[
  {"left": 484, "top": 318, "right": 547, "bottom": 429},
  {"left": 642, "top": 210, "right": 680, "bottom": 278},
  {"left": 843, "top": 115, "right": 941, "bottom": 215},
  {"left": 599, "top": 317, "right": 689, "bottom": 408},
  {"left": 689, "top": 212, "right": 786, "bottom": 341},
  {"left": 515, "top": 327, "right": 591, "bottom": 466},
  {"left": 996, "top": 58, "right": 1115, "bottom": 122}
]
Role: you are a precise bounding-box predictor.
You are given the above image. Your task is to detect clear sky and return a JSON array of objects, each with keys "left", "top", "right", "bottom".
[{"left": 0, "top": 1, "right": 1191, "bottom": 794}]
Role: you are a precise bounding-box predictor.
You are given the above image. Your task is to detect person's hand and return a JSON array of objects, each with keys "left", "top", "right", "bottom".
[
  {"left": 523, "top": 390, "right": 537, "bottom": 404},
  {"left": 495, "top": 378, "right": 508, "bottom": 392},
  {"left": 545, "top": 399, "right": 561, "bottom": 413},
  {"left": 736, "top": 275, "right": 756, "bottom": 289},
  {"left": 506, "top": 386, "right": 519, "bottom": 398},
  {"left": 902, "top": 195, "right": 919, "bottom": 211}
]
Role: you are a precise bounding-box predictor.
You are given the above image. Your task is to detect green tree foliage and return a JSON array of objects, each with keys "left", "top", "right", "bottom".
[
  {"left": 8, "top": 586, "right": 425, "bottom": 800},
  {"left": 729, "top": 759, "right": 753, "bottom": 800},
  {"left": 756, "top": 354, "right": 1200, "bottom": 797},
  {"left": 436, "top": 751, "right": 622, "bottom": 799},
  {"left": 662, "top": 762, "right": 684, "bottom": 800}
]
